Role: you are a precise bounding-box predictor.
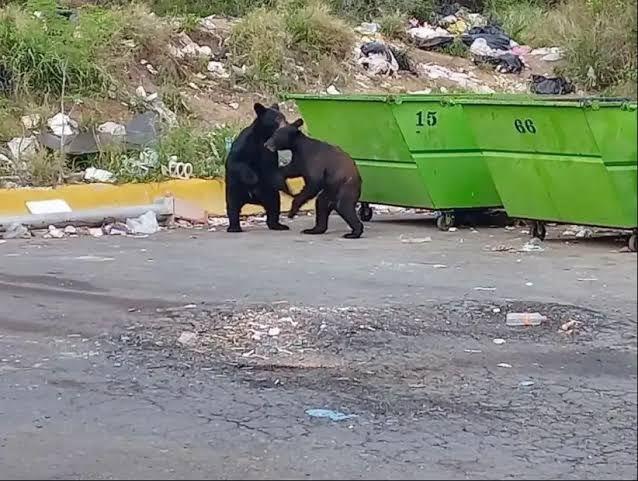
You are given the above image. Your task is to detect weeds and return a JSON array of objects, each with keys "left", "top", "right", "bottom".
[
  {"left": 230, "top": 0, "right": 353, "bottom": 91},
  {"left": 378, "top": 9, "right": 406, "bottom": 40}
]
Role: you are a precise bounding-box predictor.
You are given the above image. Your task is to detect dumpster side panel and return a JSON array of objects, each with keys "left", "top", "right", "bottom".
[
  {"left": 393, "top": 101, "right": 501, "bottom": 209},
  {"left": 466, "top": 103, "right": 631, "bottom": 226},
  {"left": 585, "top": 107, "right": 637, "bottom": 227},
  {"left": 294, "top": 98, "right": 434, "bottom": 208}
]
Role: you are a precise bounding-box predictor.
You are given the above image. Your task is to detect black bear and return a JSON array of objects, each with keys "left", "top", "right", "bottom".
[
  {"left": 265, "top": 118, "right": 364, "bottom": 239},
  {"left": 225, "top": 103, "right": 293, "bottom": 233}
]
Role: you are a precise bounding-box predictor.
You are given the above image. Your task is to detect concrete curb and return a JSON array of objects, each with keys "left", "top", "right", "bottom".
[{"left": 0, "top": 178, "right": 310, "bottom": 216}]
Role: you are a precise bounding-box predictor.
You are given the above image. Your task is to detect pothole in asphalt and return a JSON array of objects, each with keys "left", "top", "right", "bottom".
[{"left": 107, "top": 300, "right": 634, "bottom": 416}]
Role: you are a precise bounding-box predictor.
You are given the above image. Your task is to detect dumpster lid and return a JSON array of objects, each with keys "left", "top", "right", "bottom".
[{"left": 285, "top": 93, "right": 636, "bottom": 109}]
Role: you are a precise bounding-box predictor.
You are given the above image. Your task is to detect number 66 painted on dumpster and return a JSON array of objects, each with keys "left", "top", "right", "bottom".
[{"left": 514, "top": 118, "right": 537, "bottom": 134}]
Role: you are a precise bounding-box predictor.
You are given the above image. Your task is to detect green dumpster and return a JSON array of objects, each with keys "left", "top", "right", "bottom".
[
  {"left": 461, "top": 97, "right": 637, "bottom": 248},
  {"left": 287, "top": 94, "right": 501, "bottom": 229}
]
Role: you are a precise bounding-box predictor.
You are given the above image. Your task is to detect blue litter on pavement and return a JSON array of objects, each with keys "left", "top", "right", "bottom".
[{"left": 305, "top": 408, "right": 357, "bottom": 421}]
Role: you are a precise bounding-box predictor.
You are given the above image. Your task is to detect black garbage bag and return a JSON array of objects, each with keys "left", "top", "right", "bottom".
[
  {"left": 468, "top": 25, "right": 507, "bottom": 36},
  {"left": 530, "top": 75, "right": 575, "bottom": 95},
  {"left": 462, "top": 32, "right": 511, "bottom": 50},
  {"left": 462, "top": 24, "right": 511, "bottom": 51},
  {"left": 388, "top": 46, "right": 412, "bottom": 72},
  {"left": 437, "top": 1, "right": 461, "bottom": 16},
  {"left": 474, "top": 53, "right": 524, "bottom": 74}
]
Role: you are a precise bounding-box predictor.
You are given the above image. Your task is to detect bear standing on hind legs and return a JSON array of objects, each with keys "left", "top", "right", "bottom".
[
  {"left": 265, "top": 118, "right": 364, "bottom": 239},
  {"left": 224, "top": 103, "right": 293, "bottom": 233}
]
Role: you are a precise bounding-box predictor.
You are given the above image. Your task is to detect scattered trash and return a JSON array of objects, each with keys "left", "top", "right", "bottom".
[
  {"left": 305, "top": 408, "right": 356, "bottom": 421},
  {"left": 525, "top": 282, "right": 534, "bottom": 286},
  {"left": 474, "top": 286, "right": 496, "bottom": 291},
  {"left": 207, "top": 61, "right": 230, "bottom": 78},
  {"left": 354, "top": 22, "right": 380, "bottom": 35},
  {"left": 169, "top": 32, "right": 212, "bottom": 59},
  {"left": 530, "top": 47, "right": 563, "bottom": 61},
  {"left": 575, "top": 228, "right": 593, "bottom": 238},
  {"left": 417, "top": 64, "right": 495, "bottom": 93},
  {"left": 177, "top": 331, "right": 198, "bottom": 347},
  {"left": 464, "top": 348, "right": 482, "bottom": 353},
  {"left": 506, "top": 312, "right": 546, "bottom": 327},
  {"left": 326, "top": 85, "right": 340, "bottom": 95},
  {"left": 161, "top": 159, "right": 193, "bottom": 179},
  {"left": 408, "top": 24, "right": 453, "bottom": 49},
  {"left": 63, "top": 225, "right": 77, "bottom": 235},
  {"left": 84, "top": 167, "right": 116, "bottom": 183},
  {"left": 88, "top": 227, "right": 104, "bottom": 238},
  {"left": 97, "top": 121, "right": 126, "bottom": 136},
  {"left": 47, "top": 113, "right": 78, "bottom": 137},
  {"left": 519, "top": 380, "right": 535, "bottom": 387},
  {"left": 560, "top": 319, "right": 582, "bottom": 335},
  {"left": 358, "top": 42, "right": 399, "bottom": 76},
  {"left": 26, "top": 199, "right": 72, "bottom": 215},
  {"left": 474, "top": 52, "right": 524, "bottom": 74},
  {"left": 21, "top": 114, "right": 41, "bottom": 130},
  {"left": 125, "top": 210, "right": 160, "bottom": 235},
  {"left": 493, "top": 338, "right": 506, "bottom": 345},
  {"left": 530, "top": 75, "right": 575, "bottom": 95},
  {"left": 497, "top": 362, "right": 512, "bottom": 368},
  {"left": 469, "top": 37, "right": 509, "bottom": 58},
  {"left": 2, "top": 223, "right": 31, "bottom": 239},
  {"left": 103, "top": 222, "right": 131, "bottom": 236},
  {"left": 520, "top": 238, "right": 545, "bottom": 252},
  {"left": 7, "top": 136, "right": 38, "bottom": 160},
  {"left": 492, "top": 307, "right": 501, "bottom": 313},
  {"left": 400, "top": 235, "right": 432, "bottom": 244},
  {"left": 46, "top": 225, "right": 65, "bottom": 239},
  {"left": 448, "top": 227, "right": 458, "bottom": 232},
  {"left": 462, "top": 25, "right": 513, "bottom": 51},
  {"left": 491, "top": 244, "right": 514, "bottom": 252},
  {"left": 200, "top": 15, "right": 217, "bottom": 32}
]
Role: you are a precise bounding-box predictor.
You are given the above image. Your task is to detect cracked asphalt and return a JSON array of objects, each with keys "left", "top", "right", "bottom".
[{"left": 0, "top": 213, "right": 636, "bottom": 480}]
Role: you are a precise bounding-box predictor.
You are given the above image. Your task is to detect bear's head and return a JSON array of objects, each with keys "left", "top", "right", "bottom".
[
  {"left": 264, "top": 118, "right": 304, "bottom": 152},
  {"left": 253, "top": 102, "right": 287, "bottom": 138}
]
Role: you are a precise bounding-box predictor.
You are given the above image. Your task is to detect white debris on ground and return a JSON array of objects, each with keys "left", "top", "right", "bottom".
[
  {"left": 417, "top": 64, "right": 495, "bottom": 93},
  {"left": 47, "top": 113, "right": 78, "bottom": 137}
]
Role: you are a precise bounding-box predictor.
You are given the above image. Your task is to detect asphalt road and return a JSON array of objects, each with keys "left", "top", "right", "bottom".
[{"left": 1, "top": 214, "right": 636, "bottom": 480}]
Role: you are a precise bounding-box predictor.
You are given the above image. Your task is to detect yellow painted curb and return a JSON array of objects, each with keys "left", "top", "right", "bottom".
[{"left": 0, "top": 178, "right": 311, "bottom": 216}]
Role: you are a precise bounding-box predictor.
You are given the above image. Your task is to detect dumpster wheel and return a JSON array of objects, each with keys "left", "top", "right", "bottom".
[
  {"left": 530, "top": 221, "right": 547, "bottom": 241},
  {"left": 436, "top": 212, "right": 456, "bottom": 231},
  {"left": 358, "top": 203, "right": 373, "bottom": 222},
  {"left": 629, "top": 233, "right": 637, "bottom": 252}
]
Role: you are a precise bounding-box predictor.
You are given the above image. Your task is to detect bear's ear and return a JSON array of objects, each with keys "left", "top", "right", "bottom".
[
  {"left": 254, "top": 103, "right": 266, "bottom": 116},
  {"left": 270, "top": 103, "right": 280, "bottom": 111},
  {"left": 292, "top": 118, "right": 304, "bottom": 129}
]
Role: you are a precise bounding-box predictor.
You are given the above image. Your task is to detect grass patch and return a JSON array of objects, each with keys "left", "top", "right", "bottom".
[
  {"left": 0, "top": 0, "right": 177, "bottom": 97},
  {"left": 492, "top": 0, "right": 637, "bottom": 96},
  {"left": 438, "top": 38, "right": 469, "bottom": 58},
  {"left": 377, "top": 9, "right": 406, "bottom": 40},
  {"left": 229, "top": 0, "right": 354, "bottom": 91},
  {"left": 75, "top": 123, "right": 239, "bottom": 183}
]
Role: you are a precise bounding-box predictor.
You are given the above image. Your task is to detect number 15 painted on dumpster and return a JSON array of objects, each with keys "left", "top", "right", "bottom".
[{"left": 416, "top": 111, "right": 438, "bottom": 127}]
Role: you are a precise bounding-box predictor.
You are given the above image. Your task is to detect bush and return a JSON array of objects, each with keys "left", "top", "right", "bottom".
[
  {"left": 284, "top": 0, "right": 354, "bottom": 58},
  {"left": 229, "top": 0, "right": 354, "bottom": 90},
  {"left": 0, "top": 0, "right": 176, "bottom": 97},
  {"left": 378, "top": 9, "right": 407, "bottom": 39}
]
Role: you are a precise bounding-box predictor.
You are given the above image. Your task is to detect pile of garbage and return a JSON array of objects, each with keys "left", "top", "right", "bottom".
[{"left": 405, "top": 4, "right": 567, "bottom": 82}]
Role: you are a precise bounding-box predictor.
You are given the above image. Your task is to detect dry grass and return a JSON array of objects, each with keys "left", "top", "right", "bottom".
[{"left": 229, "top": 0, "right": 354, "bottom": 91}]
